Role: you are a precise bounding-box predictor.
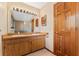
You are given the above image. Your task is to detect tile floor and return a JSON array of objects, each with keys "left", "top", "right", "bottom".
[{"left": 27, "top": 49, "right": 55, "bottom": 56}]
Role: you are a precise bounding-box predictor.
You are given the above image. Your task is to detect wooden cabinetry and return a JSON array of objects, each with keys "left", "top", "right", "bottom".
[
  {"left": 3, "top": 40, "right": 15, "bottom": 56},
  {"left": 19, "top": 38, "right": 31, "bottom": 55},
  {"left": 3, "top": 38, "right": 31, "bottom": 56},
  {"left": 2, "top": 35, "right": 45, "bottom": 56},
  {"left": 32, "top": 36, "right": 45, "bottom": 52},
  {"left": 54, "top": 2, "right": 78, "bottom": 56}
]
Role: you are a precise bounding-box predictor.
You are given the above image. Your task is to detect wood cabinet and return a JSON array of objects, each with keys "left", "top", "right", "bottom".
[
  {"left": 19, "top": 38, "right": 31, "bottom": 55},
  {"left": 14, "top": 39, "right": 21, "bottom": 56},
  {"left": 54, "top": 2, "right": 78, "bottom": 56},
  {"left": 3, "top": 40, "right": 15, "bottom": 56},
  {"left": 32, "top": 36, "right": 45, "bottom": 52},
  {"left": 2, "top": 36, "right": 45, "bottom": 56},
  {"left": 3, "top": 38, "right": 32, "bottom": 56}
]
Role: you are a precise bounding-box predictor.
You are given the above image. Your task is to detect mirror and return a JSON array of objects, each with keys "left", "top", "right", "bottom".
[{"left": 11, "top": 10, "right": 38, "bottom": 33}]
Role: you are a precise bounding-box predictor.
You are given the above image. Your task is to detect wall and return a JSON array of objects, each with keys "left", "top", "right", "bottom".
[
  {"left": 0, "top": 3, "right": 8, "bottom": 55},
  {"left": 39, "top": 3, "right": 55, "bottom": 52},
  {"left": 0, "top": 3, "right": 8, "bottom": 34},
  {"left": 7, "top": 2, "right": 40, "bottom": 33}
]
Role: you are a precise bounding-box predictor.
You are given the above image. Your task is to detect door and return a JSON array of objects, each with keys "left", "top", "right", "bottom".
[
  {"left": 64, "top": 2, "right": 76, "bottom": 56},
  {"left": 54, "top": 12, "right": 65, "bottom": 55},
  {"left": 54, "top": 2, "right": 76, "bottom": 56},
  {"left": 76, "top": 2, "right": 79, "bottom": 56}
]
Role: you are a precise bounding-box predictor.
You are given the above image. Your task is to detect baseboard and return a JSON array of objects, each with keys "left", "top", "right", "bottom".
[{"left": 45, "top": 47, "right": 56, "bottom": 56}]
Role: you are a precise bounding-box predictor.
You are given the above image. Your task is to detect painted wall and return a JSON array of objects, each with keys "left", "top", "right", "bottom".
[
  {"left": 0, "top": 3, "right": 8, "bottom": 55},
  {"left": 40, "top": 3, "right": 55, "bottom": 52}
]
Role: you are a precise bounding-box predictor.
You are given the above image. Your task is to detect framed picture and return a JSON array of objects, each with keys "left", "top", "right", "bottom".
[
  {"left": 41, "top": 15, "right": 47, "bottom": 26},
  {"left": 36, "top": 18, "right": 39, "bottom": 27}
]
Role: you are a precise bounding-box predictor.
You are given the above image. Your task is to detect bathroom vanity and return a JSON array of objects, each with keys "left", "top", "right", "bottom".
[{"left": 2, "top": 32, "right": 47, "bottom": 56}]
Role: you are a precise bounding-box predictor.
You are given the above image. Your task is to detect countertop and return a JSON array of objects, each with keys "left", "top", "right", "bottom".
[{"left": 2, "top": 32, "right": 48, "bottom": 40}]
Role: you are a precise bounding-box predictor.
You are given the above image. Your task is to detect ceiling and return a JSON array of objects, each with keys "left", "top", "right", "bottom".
[{"left": 24, "top": 2, "right": 48, "bottom": 9}]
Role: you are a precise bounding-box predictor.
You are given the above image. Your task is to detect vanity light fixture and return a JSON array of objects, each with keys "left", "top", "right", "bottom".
[
  {"left": 13, "top": 8, "right": 15, "bottom": 10},
  {"left": 20, "top": 9, "right": 22, "bottom": 12},
  {"left": 23, "top": 10, "right": 25, "bottom": 13},
  {"left": 16, "top": 8, "right": 19, "bottom": 11},
  {"left": 26, "top": 11, "right": 28, "bottom": 13},
  {"left": 12, "top": 8, "right": 37, "bottom": 16}
]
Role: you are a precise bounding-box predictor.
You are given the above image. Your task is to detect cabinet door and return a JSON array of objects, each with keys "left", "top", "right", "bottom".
[
  {"left": 3, "top": 40, "right": 15, "bottom": 56},
  {"left": 19, "top": 38, "right": 31, "bottom": 55},
  {"left": 32, "top": 36, "right": 45, "bottom": 52},
  {"left": 36, "top": 36, "right": 45, "bottom": 49},
  {"left": 24, "top": 39, "right": 31, "bottom": 54},
  {"left": 31, "top": 37, "right": 37, "bottom": 52},
  {"left": 3, "top": 39, "right": 20, "bottom": 56},
  {"left": 14, "top": 39, "right": 20, "bottom": 56}
]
